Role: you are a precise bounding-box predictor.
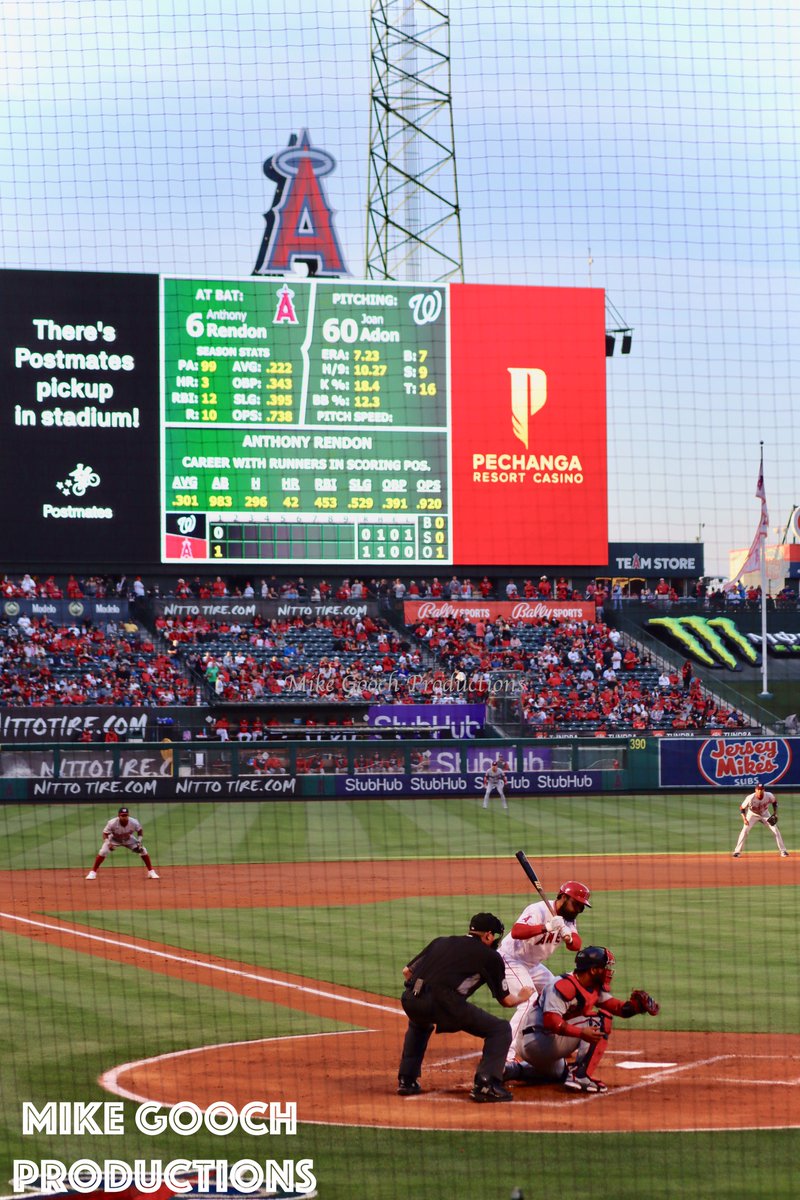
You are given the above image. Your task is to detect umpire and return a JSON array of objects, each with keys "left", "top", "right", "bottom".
[{"left": 397, "top": 912, "right": 533, "bottom": 1103}]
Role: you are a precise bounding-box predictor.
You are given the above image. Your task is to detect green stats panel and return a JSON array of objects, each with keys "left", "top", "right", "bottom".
[{"left": 161, "top": 277, "right": 449, "bottom": 565}]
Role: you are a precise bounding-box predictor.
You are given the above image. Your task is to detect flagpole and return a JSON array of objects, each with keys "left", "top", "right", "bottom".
[
  {"left": 758, "top": 441, "right": 771, "bottom": 699},
  {"left": 759, "top": 533, "right": 770, "bottom": 697}
]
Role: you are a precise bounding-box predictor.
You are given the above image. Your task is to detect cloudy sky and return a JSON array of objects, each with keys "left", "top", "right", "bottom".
[{"left": 1, "top": 0, "right": 798, "bottom": 576}]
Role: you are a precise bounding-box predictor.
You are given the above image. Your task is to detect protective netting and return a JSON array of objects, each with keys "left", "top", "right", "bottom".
[{"left": 1, "top": 4, "right": 799, "bottom": 1198}]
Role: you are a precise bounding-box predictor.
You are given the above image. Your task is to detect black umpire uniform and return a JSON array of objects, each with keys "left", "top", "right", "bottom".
[{"left": 397, "top": 912, "right": 518, "bottom": 1102}]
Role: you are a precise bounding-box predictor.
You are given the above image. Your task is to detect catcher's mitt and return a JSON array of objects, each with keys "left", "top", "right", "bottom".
[
  {"left": 767, "top": 814, "right": 778, "bottom": 826},
  {"left": 628, "top": 988, "right": 660, "bottom": 1016}
]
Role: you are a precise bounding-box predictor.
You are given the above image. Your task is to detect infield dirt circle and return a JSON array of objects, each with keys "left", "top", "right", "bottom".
[{"left": 2, "top": 853, "right": 797, "bottom": 1133}]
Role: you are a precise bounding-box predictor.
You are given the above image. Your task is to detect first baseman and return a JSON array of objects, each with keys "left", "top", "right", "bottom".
[
  {"left": 86, "top": 807, "right": 159, "bottom": 878},
  {"left": 499, "top": 879, "right": 590, "bottom": 1065},
  {"left": 732, "top": 783, "right": 788, "bottom": 857}
]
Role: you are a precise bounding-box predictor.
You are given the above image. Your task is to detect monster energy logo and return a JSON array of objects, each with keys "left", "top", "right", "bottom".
[{"left": 647, "top": 616, "right": 759, "bottom": 670}]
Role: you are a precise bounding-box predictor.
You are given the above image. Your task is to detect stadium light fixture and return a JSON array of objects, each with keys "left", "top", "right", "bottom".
[
  {"left": 606, "top": 327, "right": 633, "bottom": 356},
  {"left": 605, "top": 293, "right": 634, "bottom": 356}
]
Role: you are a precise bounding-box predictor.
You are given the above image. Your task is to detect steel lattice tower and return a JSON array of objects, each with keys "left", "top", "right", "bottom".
[{"left": 365, "top": 0, "right": 464, "bottom": 283}]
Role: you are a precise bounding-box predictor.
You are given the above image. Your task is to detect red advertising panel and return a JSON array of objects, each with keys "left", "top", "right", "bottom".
[
  {"left": 449, "top": 284, "right": 607, "bottom": 565},
  {"left": 403, "top": 599, "right": 596, "bottom": 624}
]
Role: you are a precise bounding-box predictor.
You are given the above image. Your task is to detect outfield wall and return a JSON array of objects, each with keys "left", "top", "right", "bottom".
[{"left": 1, "top": 734, "right": 796, "bottom": 800}]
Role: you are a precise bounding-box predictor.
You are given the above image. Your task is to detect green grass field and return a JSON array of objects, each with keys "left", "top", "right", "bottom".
[{"left": 1, "top": 794, "right": 798, "bottom": 1200}]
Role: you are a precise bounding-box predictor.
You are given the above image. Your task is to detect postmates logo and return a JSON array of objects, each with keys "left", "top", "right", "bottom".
[{"left": 698, "top": 737, "right": 792, "bottom": 786}]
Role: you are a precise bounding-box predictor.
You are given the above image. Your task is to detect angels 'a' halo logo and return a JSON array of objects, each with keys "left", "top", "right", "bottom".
[{"left": 508, "top": 367, "right": 547, "bottom": 449}]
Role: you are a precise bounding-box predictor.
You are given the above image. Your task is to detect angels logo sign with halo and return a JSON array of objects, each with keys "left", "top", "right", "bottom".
[{"left": 253, "top": 129, "right": 348, "bottom": 278}]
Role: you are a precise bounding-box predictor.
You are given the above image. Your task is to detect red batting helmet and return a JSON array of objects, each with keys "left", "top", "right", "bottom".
[{"left": 558, "top": 880, "right": 592, "bottom": 908}]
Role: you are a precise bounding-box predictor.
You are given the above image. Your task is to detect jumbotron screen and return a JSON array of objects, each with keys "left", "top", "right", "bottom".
[{"left": 0, "top": 269, "right": 607, "bottom": 567}]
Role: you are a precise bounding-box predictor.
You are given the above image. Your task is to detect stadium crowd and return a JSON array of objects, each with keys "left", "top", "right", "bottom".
[{"left": 0, "top": 564, "right": 751, "bottom": 735}]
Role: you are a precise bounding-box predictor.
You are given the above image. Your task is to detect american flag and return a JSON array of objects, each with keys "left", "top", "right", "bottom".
[{"left": 725, "top": 451, "right": 769, "bottom": 588}]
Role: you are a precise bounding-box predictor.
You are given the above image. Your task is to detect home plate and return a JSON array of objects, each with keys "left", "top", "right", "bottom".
[{"left": 617, "top": 1060, "right": 677, "bottom": 1070}]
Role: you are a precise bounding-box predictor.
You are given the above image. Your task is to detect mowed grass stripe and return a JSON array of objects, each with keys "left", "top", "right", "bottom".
[{"left": 49, "top": 883, "right": 800, "bottom": 1034}]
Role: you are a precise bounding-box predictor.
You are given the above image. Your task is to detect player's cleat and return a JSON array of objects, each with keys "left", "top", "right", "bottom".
[
  {"left": 564, "top": 1067, "right": 607, "bottom": 1094},
  {"left": 148, "top": 870, "right": 160, "bottom": 879},
  {"left": 781, "top": 851, "right": 789, "bottom": 857},
  {"left": 503, "top": 1060, "right": 540, "bottom": 1084},
  {"left": 396, "top": 1076, "right": 421, "bottom": 1096},
  {"left": 470, "top": 1074, "right": 513, "bottom": 1103},
  {"left": 731, "top": 852, "right": 740, "bottom": 858},
  {"left": 85, "top": 871, "right": 97, "bottom": 880}
]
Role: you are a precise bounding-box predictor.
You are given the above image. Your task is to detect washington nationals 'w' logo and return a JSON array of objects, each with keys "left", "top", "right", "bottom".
[
  {"left": 253, "top": 129, "right": 348, "bottom": 278},
  {"left": 508, "top": 368, "right": 547, "bottom": 449}
]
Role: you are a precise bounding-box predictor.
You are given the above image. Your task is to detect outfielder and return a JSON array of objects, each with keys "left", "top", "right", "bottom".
[
  {"left": 482, "top": 761, "right": 508, "bottom": 810},
  {"left": 86, "top": 807, "right": 159, "bottom": 879},
  {"left": 732, "top": 783, "right": 788, "bottom": 857},
  {"left": 506, "top": 946, "right": 660, "bottom": 1094},
  {"left": 499, "top": 880, "right": 590, "bottom": 1065}
]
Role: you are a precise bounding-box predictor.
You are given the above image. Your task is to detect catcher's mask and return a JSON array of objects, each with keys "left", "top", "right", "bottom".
[
  {"left": 469, "top": 912, "right": 505, "bottom": 947},
  {"left": 575, "top": 945, "right": 615, "bottom": 988},
  {"left": 558, "top": 880, "right": 592, "bottom": 908}
]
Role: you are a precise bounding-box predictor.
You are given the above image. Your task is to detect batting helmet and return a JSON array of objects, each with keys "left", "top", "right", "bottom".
[
  {"left": 469, "top": 912, "right": 505, "bottom": 939},
  {"left": 558, "top": 880, "right": 592, "bottom": 908},
  {"left": 575, "top": 945, "right": 615, "bottom": 987}
]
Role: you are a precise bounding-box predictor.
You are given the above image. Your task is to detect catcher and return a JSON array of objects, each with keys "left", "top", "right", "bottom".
[
  {"left": 505, "top": 946, "right": 659, "bottom": 1094},
  {"left": 86, "top": 807, "right": 159, "bottom": 879},
  {"left": 732, "top": 783, "right": 789, "bottom": 857}
]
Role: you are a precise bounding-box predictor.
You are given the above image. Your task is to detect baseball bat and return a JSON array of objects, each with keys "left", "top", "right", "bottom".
[{"left": 515, "top": 850, "right": 556, "bottom": 917}]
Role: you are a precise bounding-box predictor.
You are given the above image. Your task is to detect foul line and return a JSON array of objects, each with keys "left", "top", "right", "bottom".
[{"left": 0, "top": 911, "right": 401, "bottom": 1016}]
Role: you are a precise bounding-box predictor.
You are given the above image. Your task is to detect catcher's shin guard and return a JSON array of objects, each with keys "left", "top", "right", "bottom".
[{"left": 574, "top": 1012, "right": 611, "bottom": 1079}]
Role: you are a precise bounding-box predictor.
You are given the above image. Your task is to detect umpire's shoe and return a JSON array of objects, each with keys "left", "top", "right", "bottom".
[
  {"left": 397, "top": 1076, "right": 421, "bottom": 1096},
  {"left": 470, "top": 1074, "right": 513, "bottom": 1103}
]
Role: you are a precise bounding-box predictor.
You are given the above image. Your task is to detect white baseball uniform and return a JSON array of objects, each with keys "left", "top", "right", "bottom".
[
  {"left": 499, "top": 899, "right": 579, "bottom": 1053},
  {"left": 482, "top": 764, "right": 507, "bottom": 809},
  {"left": 97, "top": 815, "right": 147, "bottom": 858},
  {"left": 734, "top": 788, "right": 787, "bottom": 856}
]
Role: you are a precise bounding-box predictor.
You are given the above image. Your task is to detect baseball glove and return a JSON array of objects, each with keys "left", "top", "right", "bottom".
[
  {"left": 628, "top": 988, "right": 660, "bottom": 1016},
  {"left": 767, "top": 814, "right": 778, "bottom": 826}
]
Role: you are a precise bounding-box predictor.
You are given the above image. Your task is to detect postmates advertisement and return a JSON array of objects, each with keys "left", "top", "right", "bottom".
[{"left": 449, "top": 283, "right": 607, "bottom": 565}]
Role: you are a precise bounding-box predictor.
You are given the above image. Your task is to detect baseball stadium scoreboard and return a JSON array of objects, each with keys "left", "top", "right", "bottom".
[
  {"left": 161, "top": 278, "right": 450, "bottom": 565},
  {"left": 0, "top": 268, "right": 608, "bottom": 568}
]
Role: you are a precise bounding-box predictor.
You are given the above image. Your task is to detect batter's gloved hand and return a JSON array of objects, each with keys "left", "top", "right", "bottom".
[
  {"left": 767, "top": 814, "right": 778, "bottom": 826},
  {"left": 545, "top": 914, "right": 566, "bottom": 935},
  {"left": 628, "top": 989, "right": 660, "bottom": 1016}
]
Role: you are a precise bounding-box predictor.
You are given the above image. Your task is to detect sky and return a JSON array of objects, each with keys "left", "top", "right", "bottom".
[{"left": 1, "top": 0, "right": 798, "bottom": 577}]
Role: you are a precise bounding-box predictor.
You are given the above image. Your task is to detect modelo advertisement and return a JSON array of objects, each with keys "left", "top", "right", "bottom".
[
  {"left": 1, "top": 598, "right": 129, "bottom": 624},
  {"left": 660, "top": 736, "right": 799, "bottom": 788}
]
